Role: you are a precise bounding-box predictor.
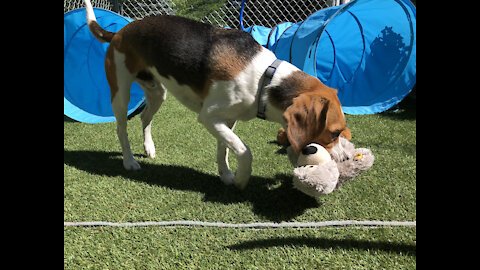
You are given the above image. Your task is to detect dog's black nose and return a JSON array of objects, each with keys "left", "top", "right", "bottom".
[{"left": 302, "top": 145, "right": 318, "bottom": 155}]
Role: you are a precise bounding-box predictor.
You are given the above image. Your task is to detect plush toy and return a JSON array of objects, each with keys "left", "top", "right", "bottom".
[{"left": 287, "top": 137, "right": 375, "bottom": 197}]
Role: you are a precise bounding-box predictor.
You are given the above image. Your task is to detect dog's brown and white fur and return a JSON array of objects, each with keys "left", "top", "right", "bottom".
[{"left": 84, "top": 0, "right": 351, "bottom": 189}]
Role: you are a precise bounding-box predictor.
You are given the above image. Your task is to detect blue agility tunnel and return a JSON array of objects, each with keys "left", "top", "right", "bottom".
[
  {"left": 64, "top": 8, "right": 145, "bottom": 123},
  {"left": 245, "top": 0, "right": 416, "bottom": 114}
]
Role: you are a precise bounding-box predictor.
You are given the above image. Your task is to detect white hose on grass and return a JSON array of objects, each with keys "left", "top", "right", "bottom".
[{"left": 64, "top": 220, "right": 416, "bottom": 228}]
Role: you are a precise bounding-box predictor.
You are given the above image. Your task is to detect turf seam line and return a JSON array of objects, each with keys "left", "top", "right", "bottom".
[{"left": 64, "top": 220, "right": 416, "bottom": 228}]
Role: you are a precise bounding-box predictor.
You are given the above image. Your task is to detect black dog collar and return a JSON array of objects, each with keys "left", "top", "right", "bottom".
[{"left": 257, "top": 59, "right": 283, "bottom": 120}]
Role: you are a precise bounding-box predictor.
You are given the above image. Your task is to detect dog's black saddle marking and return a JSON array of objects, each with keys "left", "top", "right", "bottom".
[{"left": 136, "top": 70, "right": 154, "bottom": 81}]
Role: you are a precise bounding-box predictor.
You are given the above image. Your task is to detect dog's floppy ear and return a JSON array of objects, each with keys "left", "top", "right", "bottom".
[
  {"left": 283, "top": 94, "right": 329, "bottom": 153},
  {"left": 340, "top": 127, "right": 352, "bottom": 140}
]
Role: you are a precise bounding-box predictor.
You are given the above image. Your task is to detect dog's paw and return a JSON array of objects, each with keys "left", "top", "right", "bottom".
[
  {"left": 276, "top": 128, "right": 289, "bottom": 146},
  {"left": 219, "top": 169, "right": 235, "bottom": 185},
  {"left": 144, "top": 141, "right": 156, "bottom": 159},
  {"left": 233, "top": 172, "right": 250, "bottom": 190},
  {"left": 123, "top": 158, "right": 141, "bottom": 170}
]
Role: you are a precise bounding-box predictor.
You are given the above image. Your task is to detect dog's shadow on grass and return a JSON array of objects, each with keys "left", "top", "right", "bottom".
[
  {"left": 64, "top": 149, "right": 319, "bottom": 222},
  {"left": 228, "top": 236, "right": 416, "bottom": 256}
]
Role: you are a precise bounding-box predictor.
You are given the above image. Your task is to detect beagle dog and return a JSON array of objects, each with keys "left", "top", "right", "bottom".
[{"left": 84, "top": 0, "right": 350, "bottom": 189}]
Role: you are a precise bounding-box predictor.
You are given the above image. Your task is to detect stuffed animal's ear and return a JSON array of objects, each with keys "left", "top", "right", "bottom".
[{"left": 283, "top": 94, "right": 329, "bottom": 153}]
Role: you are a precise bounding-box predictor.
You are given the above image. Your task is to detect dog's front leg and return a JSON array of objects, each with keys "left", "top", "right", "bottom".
[
  {"left": 200, "top": 117, "right": 252, "bottom": 190},
  {"left": 216, "top": 120, "right": 237, "bottom": 185},
  {"left": 217, "top": 141, "right": 235, "bottom": 185}
]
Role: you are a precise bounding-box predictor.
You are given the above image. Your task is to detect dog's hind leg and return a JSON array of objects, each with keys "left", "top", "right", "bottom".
[
  {"left": 107, "top": 48, "right": 140, "bottom": 170},
  {"left": 112, "top": 83, "right": 140, "bottom": 170},
  {"left": 137, "top": 76, "right": 167, "bottom": 159}
]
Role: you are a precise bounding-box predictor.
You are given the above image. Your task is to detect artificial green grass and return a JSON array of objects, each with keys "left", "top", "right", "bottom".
[
  {"left": 64, "top": 96, "right": 416, "bottom": 268},
  {"left": 64, "top": 226, "right": 415, "bottom": 269}
]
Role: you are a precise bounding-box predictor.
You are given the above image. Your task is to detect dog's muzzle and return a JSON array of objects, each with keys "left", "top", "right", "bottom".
[{"left": 330, "top": 141, "right": 349, "bottom": 162}]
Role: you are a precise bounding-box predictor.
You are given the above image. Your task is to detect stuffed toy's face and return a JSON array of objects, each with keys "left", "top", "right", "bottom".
[
  {"left": 293, "top": 162, "right": 339, "bottom": 197},
  {"left": 291, "top": 143, "right": 339, "bottom": 197},
  {"left": 287, "top": 143, "right": 331, "bottom": 167},
  {"left": 291, "top": 138, "right": 375, "bottom": 197},
  {"left": 297, "top": 143, "right": 331, "bottom": 166}
]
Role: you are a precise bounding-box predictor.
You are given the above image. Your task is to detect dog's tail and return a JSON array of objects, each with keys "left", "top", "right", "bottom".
[{"left": 84, "top": 0, "right": 115, "bottom": 43}]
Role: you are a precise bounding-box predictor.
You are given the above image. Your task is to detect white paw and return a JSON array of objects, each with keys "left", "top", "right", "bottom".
[
  {"left": 233, "top": 148, "right": 252, "bottom": 190},
  {"left": 219, "top": 169, "right": 235, "bottom": 185},
  {"left": 144, "top": 141, "right": 156, "bottom": 158},
  {"left": 233, "top": 173, "right": 250, "bottom": 190},
  {"left": 123, "top": 158, "right": 141, "bottom": 170}
]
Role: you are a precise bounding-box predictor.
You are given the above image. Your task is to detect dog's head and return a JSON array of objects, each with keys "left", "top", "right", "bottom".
[{"left": 283, "top": 85, "right": 351, "bottom": 161}]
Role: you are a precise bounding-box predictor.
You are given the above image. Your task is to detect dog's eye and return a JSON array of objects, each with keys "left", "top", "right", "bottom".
[{"left": 331, "top": 130, "right": 341, "bottom": 141}]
